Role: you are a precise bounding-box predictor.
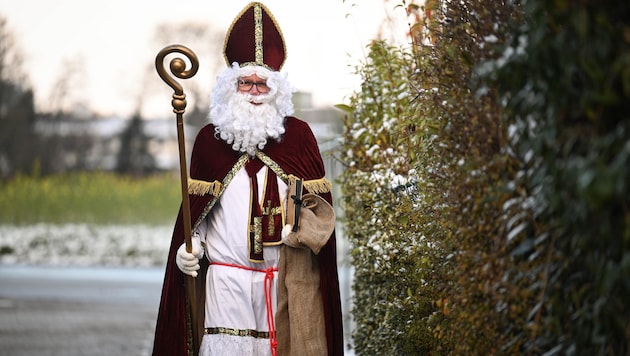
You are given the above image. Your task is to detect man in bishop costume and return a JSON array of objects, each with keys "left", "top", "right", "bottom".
[{"left": 152, "top": 2, "right": 344, "bottom": 356}]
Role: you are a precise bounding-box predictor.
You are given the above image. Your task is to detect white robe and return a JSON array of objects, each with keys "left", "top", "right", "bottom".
[{"left": 196, "top": 166, "right": 288, "bottom": 356}]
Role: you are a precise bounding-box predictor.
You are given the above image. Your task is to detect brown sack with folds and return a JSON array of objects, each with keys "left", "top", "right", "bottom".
[
  {"left": 282, "top": 194, "right": 335, "bottom": 254},
  {"left": 276, "top": 193, "right": 336, "bottom": 355}
]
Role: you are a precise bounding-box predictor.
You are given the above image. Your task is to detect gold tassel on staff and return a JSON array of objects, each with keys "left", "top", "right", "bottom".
[{"left": 155, "top": 44, "right": 201, "bottom": 356}]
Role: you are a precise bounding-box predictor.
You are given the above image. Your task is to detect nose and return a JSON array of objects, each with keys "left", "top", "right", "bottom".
[{"left": 248, "top": 84, "right": 261, "bottom": 95}]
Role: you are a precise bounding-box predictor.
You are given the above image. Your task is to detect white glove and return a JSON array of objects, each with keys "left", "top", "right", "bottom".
[
  {"left": 281, "top": 224, "right": 304, "bottom": 249},
  {"left": 176, "top": 236, "right": 203, "bottom": 277},
  {"left": 281, "top": 224, "right": 292, "bottom": 242}
]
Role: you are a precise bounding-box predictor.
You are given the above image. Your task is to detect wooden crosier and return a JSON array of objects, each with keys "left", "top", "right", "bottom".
[{"left": 155, "top": 44, "right": 200, "bottom": 356}]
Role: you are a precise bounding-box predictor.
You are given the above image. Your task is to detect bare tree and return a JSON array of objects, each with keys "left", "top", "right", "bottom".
[{"left": 48, "top": 56, "right": 88, "bottom": 115}]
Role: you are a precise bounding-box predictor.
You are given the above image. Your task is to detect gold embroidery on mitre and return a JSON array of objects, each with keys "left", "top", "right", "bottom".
[
  {"left": 254, "top": 3, "right": 264, "bottom": 66},
  {"left": 222, "top": 2, "right": 287, "bottom": 71}
]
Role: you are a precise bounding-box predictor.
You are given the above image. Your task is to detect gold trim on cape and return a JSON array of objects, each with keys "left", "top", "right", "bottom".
[
  {"left": 193, "top": 151, "right": 332, "bottom": 232},
  {"left": 188, "top": 178, "right": 222, "bottom": 196},
  {"left": 192, "top": 154, "right": 249, "bottom": 232},
  {"left": 255, "top": 151, "right": 333, "bottom": 194}
]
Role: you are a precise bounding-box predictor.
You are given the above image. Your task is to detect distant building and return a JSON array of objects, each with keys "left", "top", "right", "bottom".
[
  {"left": 34, "top": 114, "right": 185, "bottom": 171},
  {"left": 33, "top": 92, "right": 345, "bottom": 172}
]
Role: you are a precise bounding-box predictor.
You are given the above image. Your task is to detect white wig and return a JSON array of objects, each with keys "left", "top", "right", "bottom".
[{"left": 209, "top": 63, "right": 295, "bottom": 155}]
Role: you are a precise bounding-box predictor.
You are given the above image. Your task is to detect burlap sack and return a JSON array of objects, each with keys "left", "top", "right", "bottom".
[
  {"left": 276, "top": 244, "right": 327, "bottom": 355},
  {"left": 276, "top": 193, "right": 335, "bottom": 355},
  {"left": 282, "top": 193, "right": 335, "bottom": 255}
]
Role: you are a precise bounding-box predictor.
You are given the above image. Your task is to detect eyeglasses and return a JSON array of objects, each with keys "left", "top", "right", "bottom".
[{"left": 237, "top": 79, "right": 270, "bottom": 93}]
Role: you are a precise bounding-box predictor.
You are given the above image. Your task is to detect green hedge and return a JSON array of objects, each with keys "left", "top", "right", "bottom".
[
  {"left": 341, "top": 0, "right": 629, "bottom": 354},
  {"left": 488, "top": 0, "right": 630, "bottom": 353},
  {"left": 338, "top": 40, "right": 438, "bottom": 354}
]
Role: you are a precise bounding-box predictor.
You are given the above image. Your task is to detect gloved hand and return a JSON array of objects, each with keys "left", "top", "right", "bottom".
[
  {"left": 281, "top": 224, "right": 302, "bottom": 249},
  {"left": 280, "top": 194, "right": 335, "bottom": 255},
  {"left": 175, "top": 236, "right": 203, "bottom": 277}
]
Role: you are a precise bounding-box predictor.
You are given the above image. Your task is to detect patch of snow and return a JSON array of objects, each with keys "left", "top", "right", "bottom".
[{"left": 0, "top": 224, "right": 172, "bottom": 267}]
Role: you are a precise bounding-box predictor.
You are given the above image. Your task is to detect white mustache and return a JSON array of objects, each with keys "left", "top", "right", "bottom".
[{"left": 239, "top": 92, "right": 272, "bottom": 104}]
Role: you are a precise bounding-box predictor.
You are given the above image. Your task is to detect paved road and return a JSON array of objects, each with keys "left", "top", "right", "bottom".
[{"left": 0, "top": 264, "right": 164, "bottom": 356}]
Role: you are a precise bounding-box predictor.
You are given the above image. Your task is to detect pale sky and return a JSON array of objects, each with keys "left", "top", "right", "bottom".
[{"left": 0, "top": 0, "right": 411, "bottom": 118}]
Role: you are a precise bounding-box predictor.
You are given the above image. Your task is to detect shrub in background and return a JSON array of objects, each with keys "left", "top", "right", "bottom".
[
  {"left": 338, "top": 40, "right": 439, "bottom": 354},
  {"left": 340, "top": 0, "right": 629, "bottom": 354},
  {"left": 342, "top": 0, "right": 534, "bottom": 354},
  {"left": 487, "top": 0, "right": 630, "bottom": 353}
]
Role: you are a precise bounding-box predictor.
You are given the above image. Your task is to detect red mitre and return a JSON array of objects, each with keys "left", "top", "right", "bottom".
[{"left": 223, "top": 2, "right": 287, "bottom": 71}]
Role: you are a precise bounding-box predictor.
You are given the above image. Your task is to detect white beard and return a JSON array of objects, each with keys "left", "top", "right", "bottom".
[{"left": 211, "top": 91, "right": 286, "bottom": 156}]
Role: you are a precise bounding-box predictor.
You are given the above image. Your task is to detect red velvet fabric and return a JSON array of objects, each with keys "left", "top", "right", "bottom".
[
  {"left": 152, "top": 117, "right": 344, "bottom": 355},
  {"left": 224, "top": 2, "right": 286, "bottom": 71}
]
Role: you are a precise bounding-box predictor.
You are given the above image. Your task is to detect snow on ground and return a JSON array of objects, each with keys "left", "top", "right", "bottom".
[{"left": 0, "top": 224, "right": 172, "bottom": 267}]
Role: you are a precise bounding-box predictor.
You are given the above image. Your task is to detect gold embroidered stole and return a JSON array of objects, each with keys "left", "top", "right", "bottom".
[
  {"left": 245, "top": 158, "right": 283, "bottom": 262},
  {"left": 189, "top": 151, "right": 332, "bottom": 263}
]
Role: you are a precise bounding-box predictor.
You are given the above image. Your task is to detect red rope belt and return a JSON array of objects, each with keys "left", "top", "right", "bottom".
[{"left": 209, "top": 261, "right": 279, "bottom": 356}]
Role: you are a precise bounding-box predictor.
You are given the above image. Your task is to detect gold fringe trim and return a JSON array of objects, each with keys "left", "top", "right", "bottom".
[
  {"left": 304, "top": 177, "right": 332, "bottom": 194},
  {"left": 188, "top": 178, "right": 222, "bottom": 196},
  {"left": 288, "top": 174, "right": 332, "bottom": 194},
  {"left": 256, "top": 152, "right": 332, "bottom": 193},
  {"left": 192, "top": 155, "right": 249, "bottom": 232}
]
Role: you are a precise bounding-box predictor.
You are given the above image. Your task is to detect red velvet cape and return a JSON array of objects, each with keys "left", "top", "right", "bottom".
[{"left": 152, "top": 117, "right": 344, "bottom": 355}]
